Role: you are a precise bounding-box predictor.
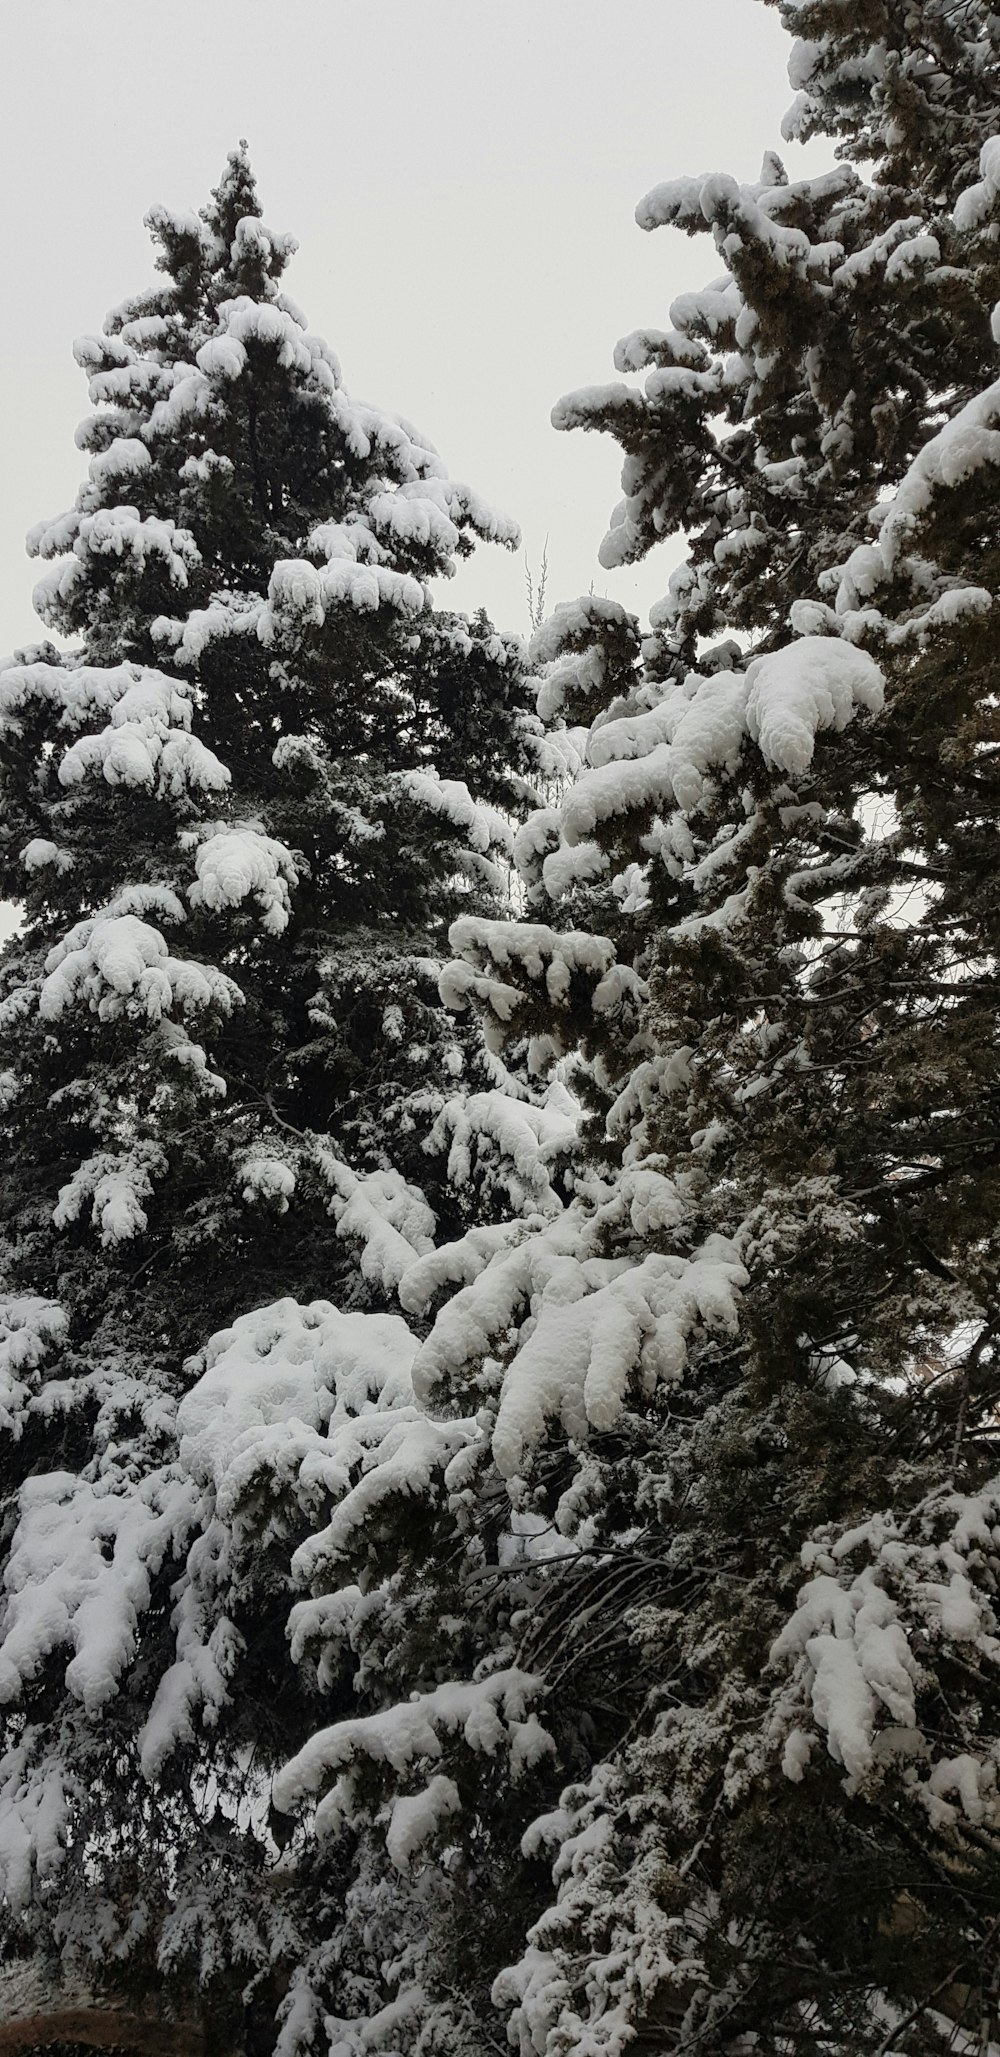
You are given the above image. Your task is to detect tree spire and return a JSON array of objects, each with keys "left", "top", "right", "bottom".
[{"left": 203, "top": 137, "right": 262, "bottom": 246}]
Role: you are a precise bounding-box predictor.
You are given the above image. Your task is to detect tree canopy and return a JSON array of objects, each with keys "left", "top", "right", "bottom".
[{"left": 4, "top": 12, "right": 1000, "bottom": 2054}]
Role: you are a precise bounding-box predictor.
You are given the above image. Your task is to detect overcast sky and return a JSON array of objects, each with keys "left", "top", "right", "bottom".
[{"left": 1, "top": 0, "right": 830, "bottom": 653}]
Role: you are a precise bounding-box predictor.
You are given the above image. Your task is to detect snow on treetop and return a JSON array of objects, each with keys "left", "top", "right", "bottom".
[
  {"left": 528, "top": 593, "right": 639, "bottom": 669},
  {"left": 0, "top": 1461, "right": 199, "bottom": 1718},
  {"left": 559, "top": 638, "right": 884, "bottom": 845},
  {"left": 771, "top": 1483, "right": 1000, "bottom": 1820},
  {"left": 59, "top": 723, "right": 230, "bottom": 799},
  {"left": 874, "top": 377, "right": 1000, "bottom": 571},
  {"left": 423, "top": 1080, "right": 578, "bottom": 1220},
  {"left": 0, "top": 1295, "right": 68, "bottom": 1439},
  {"left": 39, "top": 913, "right": 243, "bottom": 1025},
  {"left": 489, "top": 1236, "right": 746, "bottom": 1481},
  {"left": 188, "top": 826, "right": 298, "bottom": 935},
  {"left": 400, "top": 774, "right": 514, "bottom": 858},
  {"left": 0, "top": 659, "right": 192, "bottom": 738},
  {"left": 176, "top": 1296, "right": 419, "bottom": 1498},
  {"left": 744, "top": 637, "right": 884, "bottom": 775},
  {"left": 636, "top": 160, "right": 856, "bottom": 242},
  {"left": 271, "top": 1669, "right": 548, "bottom": 1830},
  {"left": 613, "top": 327, "right": 708, "bottom": 374},
  {"left": 953, "top": 134, "right": 1000, "bottom": 231},
  {"left": 39, "top": 182, "right": 520, "bottom": 638},
  {"left": 55, "top": 671, "right": 231, "bottom": 798},
  {"left": 441, "top": 919, "right": 620, "bottom": 1049},
  {"left": 317, "top": 1157, "right": 436, "bottom": 1296}
]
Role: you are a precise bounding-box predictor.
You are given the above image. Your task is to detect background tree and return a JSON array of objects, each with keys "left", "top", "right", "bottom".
[{"left": 0, "top": 149, "right": 555, "bottom": 2048}]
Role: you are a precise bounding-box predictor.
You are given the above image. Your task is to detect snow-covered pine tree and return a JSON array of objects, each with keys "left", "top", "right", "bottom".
[
  {"left": 169, "top": 12, "right": 1000, "bottom": 2055},
  {"left": 0, "top": 143, "right": 547, "bottom": 1355},
  {"left": 9, "top": 18, "right": 1000, "bottom": 2050},
  {"left": 0, "top": 150, "right": 558, "bottom": 2044}
]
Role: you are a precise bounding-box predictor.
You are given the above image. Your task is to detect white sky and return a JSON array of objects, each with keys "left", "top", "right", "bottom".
[{"left": 0, "top": 0, "right": 829, "bottom": 653}]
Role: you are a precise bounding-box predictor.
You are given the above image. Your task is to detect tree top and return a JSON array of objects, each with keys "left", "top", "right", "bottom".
[{"left": 203, "top": 138, "right": 262, "bottom": 246}]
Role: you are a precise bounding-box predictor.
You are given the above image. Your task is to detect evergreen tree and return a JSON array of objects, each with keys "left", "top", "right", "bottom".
[
  {"left": 7, "top": 12, "right": 1000, "bottom": 2053},
  {"left": 0, "top": 150, "right": 554, "bottom": 2045},
  {"left": 0, "top": 143, "right": 546, "bottom": 1355}
]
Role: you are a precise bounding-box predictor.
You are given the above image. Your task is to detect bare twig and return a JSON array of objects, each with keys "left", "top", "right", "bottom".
[{"left": 525, "top": 536, "right": 549, "bottom": 631}]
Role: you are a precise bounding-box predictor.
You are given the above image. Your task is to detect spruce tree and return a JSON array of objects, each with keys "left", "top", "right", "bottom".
[
  {"left": 0, "top": 143, "right": 543, "bottom": 1353},
  {"left": 0, "top": 149, "right": 548, "bottom": 2045}
]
